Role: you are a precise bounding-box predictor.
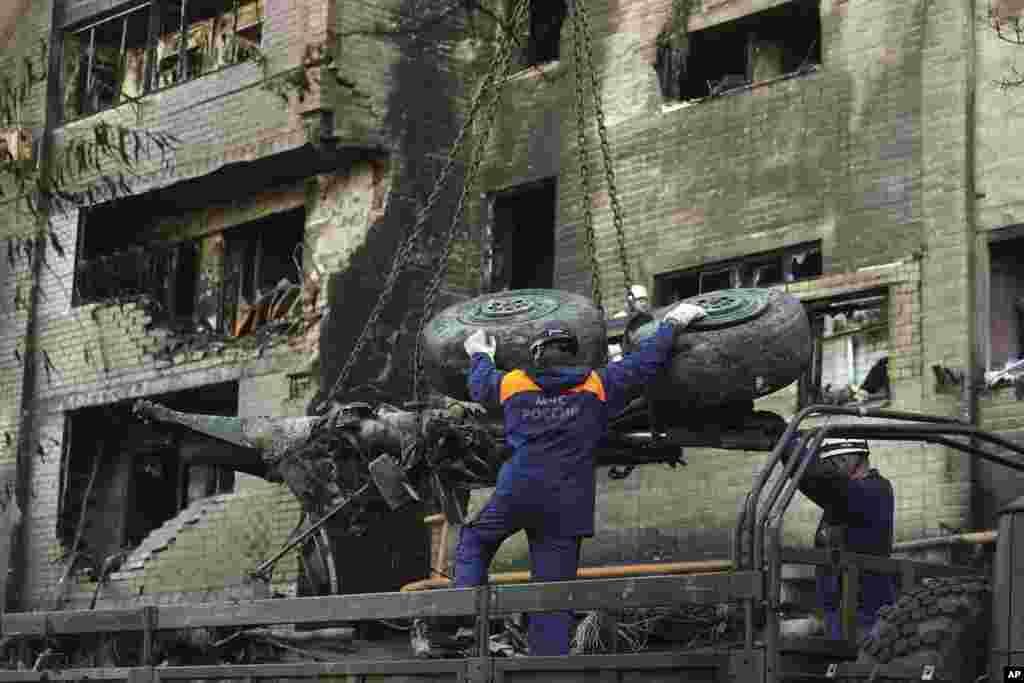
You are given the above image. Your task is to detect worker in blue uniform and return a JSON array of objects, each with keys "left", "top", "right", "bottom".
[
  {"left": 455, "top": 300, "right": 708, "bottom": 656},
  {"left": 783, "top": 437, "right": 896, "bottom": 640}
]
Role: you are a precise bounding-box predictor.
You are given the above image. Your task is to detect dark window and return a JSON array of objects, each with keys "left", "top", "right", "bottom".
[
  {"left": 989, "top": 236, "right": 1024, "bottom": 370},
  {"left": 63, "top": 0, "right": 262, "bottom": 121},
  {"left": 798, "top": 292, "right": 890, "bottom": 408},
  {"left": 74, "top": 202, "right": 304, "bottom": 338},
  {"left": 487, "top": 178, "right": 556, "bottom": 292},
  {"left": 654, "top": 242, "right": 822, "bottom": 305},
  {"left": 515, "top": 1, "right": 567, "bottom": 67},
  {"left": 221, "top": 207, "right": 306, "bottom": 335},
  {"left": 657, "top": 0, "right": 821, "bottom": 101},
  {"left": 57, "top": 382, "right": 238, "bottom": 570},
  {"left": 73, "top": 202, "right": 199, "bottom": 321}
]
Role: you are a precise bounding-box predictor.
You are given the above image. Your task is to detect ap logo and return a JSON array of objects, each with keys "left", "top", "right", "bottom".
[{"left": 1006, "top": 666, "right": 1024, "bottom": 681}]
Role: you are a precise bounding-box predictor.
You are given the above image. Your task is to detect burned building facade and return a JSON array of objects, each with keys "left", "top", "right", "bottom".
[{"left": 1, "top": 0, "right": 1023, "bottom": 609}]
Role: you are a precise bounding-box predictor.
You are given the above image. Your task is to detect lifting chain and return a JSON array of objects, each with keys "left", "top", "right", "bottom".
[
  {"left": 411, "top": 0, "right": 530, "bottom": 401},
  {"left": 326, "top": 4, "right": 525, "bottom": 404},
  {"left": 568, "top": 0, "right": 633, "bottom": 312}
]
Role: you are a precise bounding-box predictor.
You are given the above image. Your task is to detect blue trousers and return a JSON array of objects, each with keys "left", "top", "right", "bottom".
[
  {"left": 454, "top": 494, "right": 581, "bottom": 656},
  {"left": 824, "top": 608, "right": 878, "bottom": 641}
]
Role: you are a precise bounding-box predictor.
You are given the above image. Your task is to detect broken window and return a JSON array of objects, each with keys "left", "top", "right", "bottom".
[
  {"left": 654, "top": 242, "right": 822, "bottom": 304},
  {"left": 155, "top": 0, "right": 262, "bottom": 89},
  {"left": 798, "top": 292, "right": 890, "bottom": 408},
  {"left": 64, "top": 4, "right": 152, "bottom": 119},
  {"left": 74, "top": 200, "right": 304, "bottom": 339},
  {"left": 989, "top": 236, "right": 1024, "bottom": 372},
  {"left": 63, "top": 0, "right": 262, "bottom": 120},
  {"left": 486, "top": 178, "right": 556, "bottom": 292},
  {"left": 73, "top": 202, "right": 199, "bottom": 321},
  {"left": 657, "top": 0, "right": 821, "bottom": 102},
  {"left": 512, "top": 0, "right": 567, "bottom": 67},
  {"left": 221, "top": 207, "right": 305, "bottom": 336},
  {"left": 57, "top": 382, "right": 238, "bottom": 572}
]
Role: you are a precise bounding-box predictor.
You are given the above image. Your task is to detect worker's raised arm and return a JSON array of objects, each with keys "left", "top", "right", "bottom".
[
  {"left": 464, "top": 330, "right": 505, "bottom": 406},
  {"left": 599, "top": 303, "right": 706, "bottom": 417}
]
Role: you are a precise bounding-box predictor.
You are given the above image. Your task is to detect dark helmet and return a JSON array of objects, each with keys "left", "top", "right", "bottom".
[
  {"left": 819, "top": 439, "right": 870, "bottom": 471},
  {"left": 530, "top": 320, "right": 580, "bottom": 359}
]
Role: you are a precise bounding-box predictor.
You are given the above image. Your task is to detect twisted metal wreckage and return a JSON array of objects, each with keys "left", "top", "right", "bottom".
[
  {"left": 131, "top": 389, "right": 787, "bottom": 579},
  {"left": 126, "top": 377, "right": 787, "bottom": 659}
]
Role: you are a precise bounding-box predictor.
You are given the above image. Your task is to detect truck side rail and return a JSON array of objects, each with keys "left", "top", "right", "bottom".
[
  {"left": 1, "top": 573, "right": 762, "bottom": 639},
  {"left": 0, "top": 571, "right": 764, "bottom": 681}
]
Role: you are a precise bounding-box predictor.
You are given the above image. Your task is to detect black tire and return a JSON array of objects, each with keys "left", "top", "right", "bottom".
[
  {"left": 420, "top": 289, "right": 608, "bottom": 401},
  {"left": 630, "top": 288, "right": 812, "bottom": 410},
  {"left": 857, "top": 576, "right": 991, "bottom": 681}
]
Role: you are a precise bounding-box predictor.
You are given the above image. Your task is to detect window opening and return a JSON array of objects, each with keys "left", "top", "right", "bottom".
[
  {"left": 58, "top": 382, "right": 239, "bottom": 572},
  {"left": 157, "top": 0, "right": 261, "bottom": 88},
  {"left": 798, "top": 292, "right": 890, "bottom": 408},
  {"left": 222, "top": 207, "right": 305, "bottom": 336},
  {"left": 699, "top": 267, "right": 737, "bottom": 293},
  {"left": 64, "top": 4, "right": 152, "bottom": 120},
  {"left": 63, "top": 0, "right": 262, "bottom": 120},
  {"left": 988, "top": 236, "right": 1024, "bottom": 371},
  {"left": 487, "top": 179, "right": 556, "bottom": 292},
  {"left": 74, "top": 202, "right": 199, "bottom": 321},
  {"left": 659, "top": 0, "right": 821, "bottom": 101},
  {"left": 512, "top": 1, "right": 566, "bottom": 67},
  {"left": 654, "top": 241, "right": 822, "bottom": 305}
]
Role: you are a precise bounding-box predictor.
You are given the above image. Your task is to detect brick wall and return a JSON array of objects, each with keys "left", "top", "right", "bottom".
[
  {"left": 6, "top": 0, "right": 1021, "bottom": 607},
  {"left": 3, "top": 0, "right": 488, "bottom": 608}
]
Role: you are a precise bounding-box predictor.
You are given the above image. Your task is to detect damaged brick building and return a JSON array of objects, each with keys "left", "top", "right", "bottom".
[{"left": 2, "top": 0, "right": 1024, "bottom": 612}]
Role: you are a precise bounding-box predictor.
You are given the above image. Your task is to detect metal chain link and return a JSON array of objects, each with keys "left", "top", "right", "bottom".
[
  {"left": 411, "top": 0, "right": 529, "bottom": 401},
  {"left": 574, "top": 0, "right": 633, "bottom": 309},
  {"left": 568, "top": 0, "right": 603, "bottom": 310},
  {"left": 326, "top": 16, "right": 517, "bottom": 404}
]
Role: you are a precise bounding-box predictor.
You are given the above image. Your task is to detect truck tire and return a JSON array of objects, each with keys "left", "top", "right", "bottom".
[
  {"left": 627, "top": 288, "right": 812, "bottom": 410},
  {"left": 420, "top": 289, "right": 608, "bottom": 401},
  {"left": 857, "top": 576, "right": 990, "bottom": 681}
]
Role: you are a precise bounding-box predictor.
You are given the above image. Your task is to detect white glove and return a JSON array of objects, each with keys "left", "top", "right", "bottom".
[
  {"left": 664, "top": 302, "right": 708, "bottom": 329},
  {"left": 464, "top": 329, "right": 496, "bottom": 361}
]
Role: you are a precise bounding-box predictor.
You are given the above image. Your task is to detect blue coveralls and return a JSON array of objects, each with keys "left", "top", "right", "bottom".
[
  {"left": 785, "top": 435, "right": 897, "bottom": 639},
  {"left": 455, "top": 322, "right": 679, "bottom": 656}
]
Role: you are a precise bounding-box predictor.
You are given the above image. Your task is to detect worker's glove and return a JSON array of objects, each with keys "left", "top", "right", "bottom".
[
  {"left": 663, "top": 302, "right": 708, "bottom": 329},
  {"left": 446, "top": 399, "right": 487, "bottom": 419},
  {"left": 464, "top": 329, "right": 496, "bottom": 362}
]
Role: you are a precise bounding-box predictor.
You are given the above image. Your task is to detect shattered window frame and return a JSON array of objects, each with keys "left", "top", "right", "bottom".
[
  {"left": 653, "top": 241, "right": 822, "bottom": 305},
  {"left": 797, "top": 289, "right": 891, "bottom": 409},
  {"left": 62, "top": 0, "right": 263, "bottom": 122},
  {"left": 72, "top": 204, "right": 200, "bottom": 321},
  {"left": 63, "top": 3, "right": 153, "bottom": 120},
  {"left": 219, "top": 207, "right": 306, "bottom": 337},
  {"left": 656, "top": 0, "right": 822, "bottom": 103}
]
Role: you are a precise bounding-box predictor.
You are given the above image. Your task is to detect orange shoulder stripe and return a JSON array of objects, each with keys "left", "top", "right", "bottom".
[
  {"left": 569, "top": 371, "right": 607, "bottom": 402},
  {"left": 500, "top": 370, "right": 542, "bottom": 403}
]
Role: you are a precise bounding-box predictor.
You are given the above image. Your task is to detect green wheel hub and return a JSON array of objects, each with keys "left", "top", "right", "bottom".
[
  {"left": 684, "top": 288, "right": 771, "bottom": 330},
  {"left": 457, "top": 290, "right": 562, "bottom": 325}
]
